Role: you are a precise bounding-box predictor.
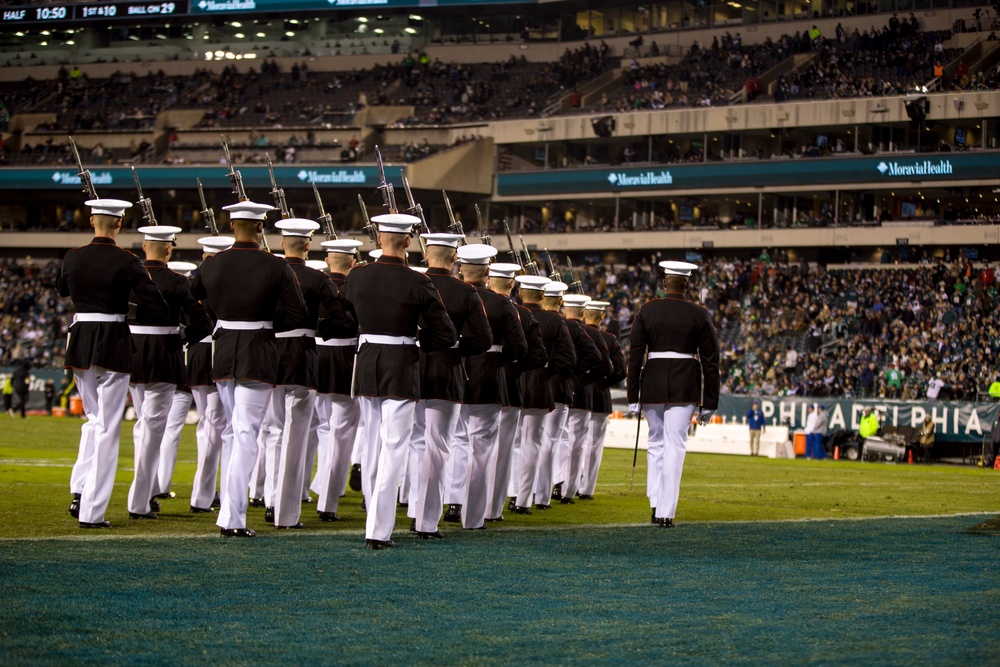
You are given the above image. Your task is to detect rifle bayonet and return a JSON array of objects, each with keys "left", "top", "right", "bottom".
[
  {"left": 266, "top": 153, "right": 290, "bottom": 219},
  {"left": 475, "top": 204, "right": 492, "bottom": 246},
  {"left": 131, "top": 166, "right": 157, "bottom": 227},
  {"left": 220, "top": 134, "right": 247, "bottom": 202},
  {"left": 442, "top": 190, "right": 466, "bottom": 245},
  {"left": 68, "top": 136, "right": 98, "bottom": 200},
  {"left": 374, "top": 145, "right": 398, "bottom": 214},
  {"left": 313, "top": 183, "right": 336, "bottom": 240},
  {"left": 197, "top": 178, "right": 218, "bottom": 236}
]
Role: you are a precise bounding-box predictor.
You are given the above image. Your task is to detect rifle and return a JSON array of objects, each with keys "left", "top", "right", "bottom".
[
  {"left": 400, "top": 174, "right": 428, "bottom": 262},
  {"left": 374, "top": 145, "right": 397, "bottom": 214},
  {"left": 543, "top": 248, "right": 557, "bottom": 280},
  {"left": 502, "top": 219, "right": 520, "bottom": 265},
  {"left": 519, "top": 236, "right": 539, "bottom": 276},
  {"left": 474, "top": 204, "right": 492, "bottom": 246},
  {"left": 313, "top": 183, "right": 336, "bottom": 240},
  {"left": 442, "top": 190, "right": 466, "bottom": 245},
  {"left": 197, "top": 178, "right": 218, "bottom": 236},
  {"left": 566, "top": 255, "right": 584, "bottom": 294},
  {"left": 68, "top": 136, "right": 98, "bottom": 200},
  {"left": 131, "top": 166, "right": 157, "bottom": 227},
  {"left": 265, "top": 153, "right": 291, "bottom": 219},
  {"left": 358, "top": 194, "right": 378, "bottom": 248},
  {"left": 220, "top": 134, "right": 247, "bottom": 202}
]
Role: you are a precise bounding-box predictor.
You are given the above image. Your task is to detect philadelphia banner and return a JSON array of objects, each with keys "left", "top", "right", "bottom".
[{"left": 719, "top": 396, "right": 999, "bottom": 444}]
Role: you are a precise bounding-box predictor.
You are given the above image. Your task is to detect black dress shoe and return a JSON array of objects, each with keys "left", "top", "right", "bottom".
[
  {"left": 651, "top": 508, "right": 657, "bottom": 524},
  {"left": 409, "top": 519, "right": 417, "bottom": 532},
  {"left": 148, "top": 498, "right": 161, "bottom": 512},
  {"left": 68, "top": 494, "right": 80, "bottom": 519},
  {"left": 153, "top": 491, "right": 175, "bottom": 500},
  {"left": 318, "top": 511, "right": 340, "bottom": 522},
  {"left": 365, "top": 538, "right": 395, "bottom": 550},
  {"left": 443, "top": 504, "right": 462, "bottom": 522},
  {"left": 656, "top": 517, "right": 676, "bottom": 528},
  {"left": 349, "top": 464, "right": 362, "bottom": 492},
  {"left": 512, "top": 506, "right": 532, "bottom": 515},
  {"left": 301, "top": 496, "right": 314, "bottom": 504},
  {"left": 578, "top": 494, "right": 594, "bottom": 500},
  {"left": 248, "top": 497, "right": 266, "bottom": 508},
  {"left": 276, "top": 522, "right": 304, "bottom": 530},
  {"left": 559, "top": 497, "right": 575, "bottom": 505},
  {"left": 485, "top": 515, "right": 504, "bottom": 522},
  {"left": 551, "top": 482, "right": 563, "bottom": 501},
  {"left": 79, "top": 520, "right": 111, "bottom": 529},
  {"left": 416, "top": 531, "right": 444, "bottom": 540},
  {"left": 129, "top": 512, "right": 158, "bottom": 520},
  {"left": 211, "top": 493, "right": 222, "bottom": 508},
  {"left": 220, "top": 528, "right": 256, "bottom": 538},
  {"left": 464, "top": 524, "right": 487, "bottom": 531},
  {"left": 190, "top": 506, "right": 215, "bottom": 514},
  {"left": 507, "top": 497, "right": 516, "bottom": 512},
  {"left": 264, "top": 507, "right": 275, "bottom": 523},
  {"left": 534, "top": 503, "right": 551, "bottom": 510}
]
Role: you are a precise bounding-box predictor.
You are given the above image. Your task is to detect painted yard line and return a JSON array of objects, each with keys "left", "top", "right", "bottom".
[{"left": 1, "top": 512, "right": 994, "bottom": 543}]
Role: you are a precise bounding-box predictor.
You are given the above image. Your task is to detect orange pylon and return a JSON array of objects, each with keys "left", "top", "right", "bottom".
[{"left": 833, "top": 445, "right": 840, "bottom": 460}]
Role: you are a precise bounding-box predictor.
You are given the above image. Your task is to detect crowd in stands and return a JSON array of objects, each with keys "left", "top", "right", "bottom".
[{"left": 4, "top": 247, "right": 999, "bottom": 410}]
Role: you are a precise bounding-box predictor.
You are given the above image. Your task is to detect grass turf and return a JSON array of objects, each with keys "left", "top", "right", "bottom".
[{"left": 1, "top": 416, "right": 999, "bottom": 538}]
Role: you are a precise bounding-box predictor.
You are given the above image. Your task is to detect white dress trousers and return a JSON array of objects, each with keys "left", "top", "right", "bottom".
[
  {"left": 262, "top": 397, "right": 283, "bottom": 508},
  {"left": 190, "top": 385, "right": 225, "bottom": 510},
  {"left": 413, "top": 399, "right": 461, "bottom": 533},
  {"left": 301, "top": 397, "right": 320, "bottom": 502},
  {"left": 514, "top": 407, "right": 547, "bottom": 508},
  {"left": 317, "top": 394, "right": 360, "bottom": 514},
  {"left": 488, "top": 405, "right": 520, "bottom": 520},
  {"left": 562, "top": 407, "right": 593, "bottom": 500},
  {"left": 361, "top": 397, "right": 416, "bottom": 542},
  {"left": 73, "top": 367, "right": 131, "bottom": 524},
  {"left": 505, "top": 407, "right": 524, "bottom": 500},
  {"left": 554, "top": 404, "right": 573, "bottom": 487},
  {"left": 153, "top": 389, "right": 191, "bottom": 498},
  {"left": 127, "top": 382, "right": 176, "bottom": 515},
  {"left": 405, "top": 400, "right": 427, "bottom": 518},
  {"left": 646, "top": 403, "right": 696, "bottom": 520},
  {"left": 309, "top": 396, "right": 331, "bottom": 497},
  {"left": 580, "top": 413, "right": 610, "bottom": 497},
  {"left": 443, "top": 405, "right": 470, "bottom": 506},
  {"left": 533, "top": 402, "right": 568, "bottom": 503},
  {"left": 272, "top": 384, "right": 316, "bottom": 527},
  {"left": 215, "top": 380, "right": 273, "bottom": 530}
]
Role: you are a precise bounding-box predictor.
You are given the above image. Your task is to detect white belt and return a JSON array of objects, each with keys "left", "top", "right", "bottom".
[
  {"left": 360, "top": 334, "right": 416, "bottom": 346},
  {"left": 487, "top": 345, "right": 503, "bottom": 353},
  {"left": 74, "top": 313, "right": 126, "bottom": 323},
  {"left": 648, "top": 351, "right": 696, "bottom": 360},
  {"left": 130, "top": 325, "right": 181, "bottom": 336},
  {"left": 215, "top": 320, "right": 274, "bottom": 331},
  {"left": 198, "top": 336, "right": 212, "bottom": 344},
  {"left": 275, "top": 328, "right": 316, "bottom": 339},
  {"left": 316, "top": 337, "right": 359, "bottom": 347}
]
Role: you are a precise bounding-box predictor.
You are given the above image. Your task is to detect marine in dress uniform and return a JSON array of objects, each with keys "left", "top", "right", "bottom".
[
  {"left": 484, "top": 263, "right": 548, "bottom": 522},
  {"left": 261, "top": 218, "right": 339, "bottom": 529},
  {"left": 313, "top": 239, "right": 363, "bottom": 522},
  {"left": 190, "top": 200, "right": 309, "bottom": 538},
  {"left": 446, "top": 245, "right": 527, "bottom": 530},
  {"left": 151, "top": 260, "right": 200, "bottom": 505},
  {"left": 510, "top": 276, "right": 576, "bottom": 513},
  {"left": 62, "top": 199, "right": 169, "bottom": 528},
  {"left": 408, "top": 233, "right": 492, "bottom": 538},
  {"left": 340, "top": 214, "right": 457, "bottom": 550},
  {"left": 559, "top": 293, "right": 611, "bottom": 503},
  {"left": 303, "top": 257, "right": 335, "bottom": 503},
  {"left": 579, "top": 300, "right": 626, "bottom": 499},
  {"left": 127, "top": 226, "right": 211, "bottom": 520},
  {"left": 626, "top": 261, "right": 720, "bottom": 528},
  {"left": 536, "top": 282, "right": 602, "bottom": 509},
  {"left": 188, "top": 236, "right": 235, "bottom": 513}
]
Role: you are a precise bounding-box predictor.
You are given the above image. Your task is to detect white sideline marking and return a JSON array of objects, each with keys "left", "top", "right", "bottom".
[{"left": 0, "top": 512, "right": 994, "bottom": 542}]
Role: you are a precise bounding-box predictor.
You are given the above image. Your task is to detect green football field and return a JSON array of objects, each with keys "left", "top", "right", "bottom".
[{"left": 2, "top": 416, "right": 999, "bottom": 665}]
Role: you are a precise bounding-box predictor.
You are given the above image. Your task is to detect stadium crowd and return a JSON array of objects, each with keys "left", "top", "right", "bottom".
[{"left": 4, "top": 250, "right": 998, "bottom": 405}]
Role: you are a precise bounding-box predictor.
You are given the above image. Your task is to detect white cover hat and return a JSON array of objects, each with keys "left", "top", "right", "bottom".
[
  {"left": 198, "top": 236, "right": 235, "bottom": 254},
  {"left": 224, "top": 201, "right": 275, "bottom": 221},
  {"left": 456, "top": 244, "right": 498, "bottom": 265},
  {"left": 86, "top": 198, "right": 132, "bottom": 217},
  {"left": 167, "top": 261, "right": 198, "bottom": 276},
  {"left": 368, "top": 249, "right": 383, "bottom": 260},
  {"left": 305, "top": 260, "right": 328, "bottom": 272},
  {"left": 274, "top": 218, "right": 321, "bottom": 237},
  {"left": 515, "top": 275, "right": 550, "bottom": 290},
  {"left": 489, "top": 262, "right": 521, "bottom": 278},
  {"left": 542, "top": 281, "right": 569, "bottom": 297},
  {"left": 585, "top": 300, "right": 611, "bottom": 311},
  {"left": 659, "top": 260, "right": 699, "bottom": 276},
  {"left": 562, "top": 294, "right": 590, "bottom": 307},
  {"left": 410, "top": 266, "right": 428, "bottom": 274},
  {"left": 137, "top": 225, "right": 181, "bottom": 244},
  {"left": 321, "top": 239, "right": 363, "bottom": 254},
  {"left": 420, "top": 232, "right": 465, "bottom": 248},
  {"left": 372, "top": 213, "right": 420, "bottom": 234}
]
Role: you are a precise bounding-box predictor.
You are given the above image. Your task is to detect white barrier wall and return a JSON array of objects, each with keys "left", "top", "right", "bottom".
[{"left": 605, "top": 419, "right": 791, "bottom": 458}]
